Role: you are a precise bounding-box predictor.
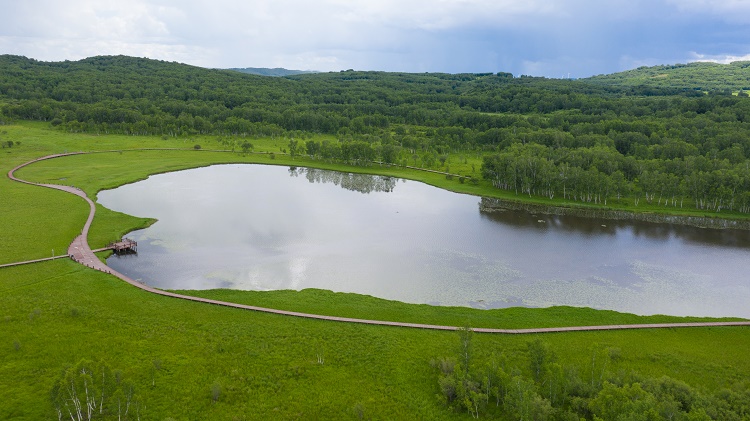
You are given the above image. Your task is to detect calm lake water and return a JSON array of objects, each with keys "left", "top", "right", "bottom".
[{"left": 98, "top": 164, "right": 750, "bottom": 318}]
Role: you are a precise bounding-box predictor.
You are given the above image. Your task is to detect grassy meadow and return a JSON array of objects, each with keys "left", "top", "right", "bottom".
[{"left": 1, "top": 122, "right": 749, "bottom": 419}]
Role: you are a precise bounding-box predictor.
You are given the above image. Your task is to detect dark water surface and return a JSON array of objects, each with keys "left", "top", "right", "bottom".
[{"left": 98, "top": 164, "right": 750, "bottom": 317}]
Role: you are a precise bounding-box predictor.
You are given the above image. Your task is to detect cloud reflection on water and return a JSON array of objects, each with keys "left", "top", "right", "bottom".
[{"left": 99, "top": 164, "right": 750, "bottom": 318}]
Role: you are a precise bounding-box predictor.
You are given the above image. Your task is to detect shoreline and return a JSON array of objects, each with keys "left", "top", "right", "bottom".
[
  {"left": 9, "top": 151, "right": 750, "bottom": 331},
  {"left": 479, "top": 197, "right": 750, "bottom": 230}
]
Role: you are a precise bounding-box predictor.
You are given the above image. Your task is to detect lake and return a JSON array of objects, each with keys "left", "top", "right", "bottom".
[{"left": 97, "top": 164, "right": 750, "bottom": 318}]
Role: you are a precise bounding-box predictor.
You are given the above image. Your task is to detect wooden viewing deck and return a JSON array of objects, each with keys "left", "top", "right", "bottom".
[
  {"left": 5, "top": 151, "right": 750, "bottom": 334},
  {"left": 108, "top": 238, "right": 137, "bottom": 254}
]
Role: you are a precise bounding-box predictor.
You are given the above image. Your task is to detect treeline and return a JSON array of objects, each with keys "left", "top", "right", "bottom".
[
  {"left": 435, "top": 329, "right": 750, "bottom": 420},
  {"left": 585, "top": 61, "right": 750, "bottom": 92},
  {"left": 482, "top": 143, "right": 750, "bottom": 213},
  {"left": 0, "top": 54, "right": 722, "bottom": 140},
  {"left": 2, "top": 55, "right": 750, "bottom": 214}
]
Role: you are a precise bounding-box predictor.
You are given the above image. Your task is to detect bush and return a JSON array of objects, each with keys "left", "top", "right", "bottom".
[{"left": 211, "top": 382, "right": 221, "bottom": 402}]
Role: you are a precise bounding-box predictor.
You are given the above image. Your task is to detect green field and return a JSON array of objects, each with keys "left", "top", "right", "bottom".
[{"left": 2, "top": 123, "right": 749, "bottom": 419}]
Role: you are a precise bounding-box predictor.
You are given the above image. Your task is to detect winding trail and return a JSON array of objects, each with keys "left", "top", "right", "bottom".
[{"left": 6, "top": 152, "right": 750, "bottom": 334}]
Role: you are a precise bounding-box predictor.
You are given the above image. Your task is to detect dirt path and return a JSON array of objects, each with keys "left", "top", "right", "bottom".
[{"left": 6, "top": 152, "right": 750, "bottom": 333}]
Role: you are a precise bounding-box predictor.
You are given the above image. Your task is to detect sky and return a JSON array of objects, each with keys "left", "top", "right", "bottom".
[{"left": 1, "top": 0, "right": 750, "bottom": 78}]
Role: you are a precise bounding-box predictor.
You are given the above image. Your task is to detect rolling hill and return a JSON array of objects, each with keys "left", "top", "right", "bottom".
[{"left": 583, "top": 61, "right": 750, "bottom": 92}]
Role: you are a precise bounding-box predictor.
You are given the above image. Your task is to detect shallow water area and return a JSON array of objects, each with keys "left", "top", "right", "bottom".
[{"left": 98, "top": 164, "right": 750, "bottom": 318}]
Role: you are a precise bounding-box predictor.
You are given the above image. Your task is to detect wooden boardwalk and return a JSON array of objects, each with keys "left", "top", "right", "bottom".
[
  {"left": 6, "top": 152, "right": 750, "bottom": 333},
  {"left": 0, "top": 254, "right": 70, "bottom": 269}
]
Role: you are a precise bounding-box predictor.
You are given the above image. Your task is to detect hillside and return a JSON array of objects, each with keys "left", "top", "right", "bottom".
[
  {"left": 2, "top": 55, "right": 750, "bottom": 219},
  {"left": 584, "top": 61, "right": 750, "bottom": 93}
]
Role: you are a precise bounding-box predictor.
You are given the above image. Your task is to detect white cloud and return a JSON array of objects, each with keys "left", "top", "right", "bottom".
[
  {"left": 0, "top": 35, "right": 212, "bottom": 65},
  {"left": 0, "top": 0, "right": 196, "bottom": 63},
  {"left": 689, "top": 52, "right": 750, "bottom": 64},
  {"left": 2, "top": 1, "right": 170, "bottom": 40},
  {"left": 0, "top": 0, "right": 748, "bottom": 76},
  {"left": 320, "top": 0, "right": 560, "bottom": 30}
]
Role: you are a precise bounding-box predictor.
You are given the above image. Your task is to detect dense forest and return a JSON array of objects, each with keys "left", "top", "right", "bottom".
[{"left": 1, "top": 55, "right": 750, "bottom": 215}]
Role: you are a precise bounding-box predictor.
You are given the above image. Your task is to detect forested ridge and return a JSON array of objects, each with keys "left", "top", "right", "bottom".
[
  {"left": 2, "top": 55, "right": 750, "bottom": 215},
  {"left": 585, "top": 61, "right": 750, "bottom": 92}
]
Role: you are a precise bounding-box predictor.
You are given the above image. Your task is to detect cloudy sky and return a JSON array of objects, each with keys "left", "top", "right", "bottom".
[{"left": 2, "top": 0, "right": 749, "bottom": 77}]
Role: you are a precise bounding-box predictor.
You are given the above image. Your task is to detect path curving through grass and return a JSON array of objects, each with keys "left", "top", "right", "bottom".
[{"left": 7, "top": 152, "right": 750, "bottom": 333}]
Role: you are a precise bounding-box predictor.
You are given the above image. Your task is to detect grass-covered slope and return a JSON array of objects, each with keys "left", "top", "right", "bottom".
[{"left": 4, "top": 259, "right": 748, "bottom": 419}]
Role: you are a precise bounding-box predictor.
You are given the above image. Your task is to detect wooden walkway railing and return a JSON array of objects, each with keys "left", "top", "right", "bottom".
[{"left": 6, "top": 151, "right": 750, "bottom": 333}]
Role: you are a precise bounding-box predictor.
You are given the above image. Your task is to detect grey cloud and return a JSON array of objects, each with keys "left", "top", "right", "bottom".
[{"left": 1, "top": 0, "right": 748, "bottom": 77}]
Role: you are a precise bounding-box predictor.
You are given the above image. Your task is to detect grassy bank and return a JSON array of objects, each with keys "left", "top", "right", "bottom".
[
  {"left": 173, "top": 288, "right": 744, "bottom": 330},
  {"left": 3, "top": 260, "right": 749, "bottom": 419},
  {"left": 1, "top": 122, "right": 749, "bottom": 419}
]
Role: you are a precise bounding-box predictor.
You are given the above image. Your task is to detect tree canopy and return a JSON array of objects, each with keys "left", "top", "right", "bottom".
[{"left": 2, "top": 54, "right": 750, "bottom": 214}]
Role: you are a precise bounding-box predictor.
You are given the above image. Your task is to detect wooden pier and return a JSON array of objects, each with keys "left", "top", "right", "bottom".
[{"left": 107, "top": 238, "right": 138, "bottom": 254}]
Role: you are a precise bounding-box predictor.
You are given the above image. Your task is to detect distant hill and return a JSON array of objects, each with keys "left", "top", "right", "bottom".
[
  {"left": 227, "top": 67, "right": 317, "bottom": 77},
  {"left": 583, "top": 61, "right": 750, "bottom": 93}
]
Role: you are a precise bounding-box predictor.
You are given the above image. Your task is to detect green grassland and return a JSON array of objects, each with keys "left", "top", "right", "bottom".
[{"left": 1, "top": 123, "right": 749, "bottom": 419}]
